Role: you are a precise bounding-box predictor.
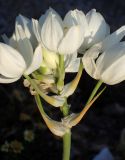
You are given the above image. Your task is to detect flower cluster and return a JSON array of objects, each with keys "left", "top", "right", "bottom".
[{"left": 1, "top": 8, "right": 125, "bottom": 137}]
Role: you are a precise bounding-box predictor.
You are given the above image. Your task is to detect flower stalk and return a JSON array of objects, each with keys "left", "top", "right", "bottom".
[
  {"left": 86, "top": 80, "right": 103, "bottom": 105},
  {"left": 62, "top": 99, "right": 71, "bottom": 160},
  {"left": 63, "top": 130, "right": 71, "bottom": 160},
  {"left": 57, "top": 55, "right": 65, "bottom": 92}
]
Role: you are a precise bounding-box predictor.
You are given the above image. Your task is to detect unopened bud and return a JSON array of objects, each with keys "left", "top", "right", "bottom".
[{"left": 23, "top": 79, "right": 30, "bottom": 87}]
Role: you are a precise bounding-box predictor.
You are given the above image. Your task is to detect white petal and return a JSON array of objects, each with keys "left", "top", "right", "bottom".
[
  {"left": 65, "top": 53, "right": 80, "bottom": 72},
  {"left": 64, "top": 9, "right": 88, "bottom": 29},
  {"left": 15, "top": 25, "right": 33, "bottom": 67},
  {"left": 64, "top": 53, "right": 77, "bottom": 68},
  {"left": 39, "top": 7, "right": 63, "bottom": 27},
  {"left": 41, "top": 12, "right": 63, "bottom": 52},
  {"left": 58, "top": 25, "right": 84, "bottom": 54},
  {"left": 39, "top": 14, "right": 46, "bottom": 27},
  {"left": 101, "top": 26, "right": 125, "bottom": 51},
  {"left": 63, "top": 9, "right": 86, "bottom": 46},
  {"left": 64, "top": 55, "right": 72, "bottom": 68},
  {"left": 0, "top": 43, "right": 26, "bottom": 78},
  {"left": 97, "top": 42, "right": 125, "bottom": 71},
  {"left": 16, "top": 14, "right": 37, "bottom": 47},
  {"left": 66, "top": 58, "right": 80, "bottom": 72},
  {"left": 46, "top": 7, "right": 63, "bottom": 26},
  {"left": 82, "top": 44, "right": 101, "bottom": 79},
  {"left": 97, "top": 42, "right": 125, "bottom": 84},
  {"left": 0, "top": 75, "right": 20, "bottom": 83},
  {"left": 86, "top": 9, "right": 109, "bottom": 46},
  {"left": 32, "top": 18, "right": 42, "bottom": 42},
  {"left": 25, "top": 44, "right": 43, "bottom": 75},
  {"left": 16, "top": 14, "right": 30, "bottom": 27}
]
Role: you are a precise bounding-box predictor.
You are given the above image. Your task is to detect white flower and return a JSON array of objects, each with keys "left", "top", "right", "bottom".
[
  {"left": 64, "top": 9, "right": 109, "bottom": 52},
  {"left": 85, "top": 9, "right": 109, "bottom": 48},
  {"left": 0, "top": 42, "right": 42, "bottom": 83},
  {"left": 83, "top": 26, "right": 125, "bottom": 85},
  {"left": 31, "top": 8, "right": 83, "bottom": 71},
  {"left": 1, "top": 15, "right": 43, "bottom": 84},
  {"left": 2, "top": 15, "right": 37, "bottom": 49},
  {"left": 32, "top": 8, "right": 84, "bottom": 55}
]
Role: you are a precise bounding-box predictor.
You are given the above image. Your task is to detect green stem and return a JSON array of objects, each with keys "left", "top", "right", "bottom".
[
  {"left": 62, "top": 100, "right": 71, "bottom": 160},
  {"left": 86, "top": 80, "right": 103, "bottom": 105},
  {"left": 61, "top": 100, "right": 69, "bottom": 117},
  {"left": 63, "top": 131, "right": 71, "bottom": 160},
  {"left": 57, "top": 55, "right": 65, "bottom": 91}
]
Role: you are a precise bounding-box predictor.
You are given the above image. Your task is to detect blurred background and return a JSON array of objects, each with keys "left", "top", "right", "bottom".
[{"left": 0, "top": 0, "right": 125, "bottom": 159}]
